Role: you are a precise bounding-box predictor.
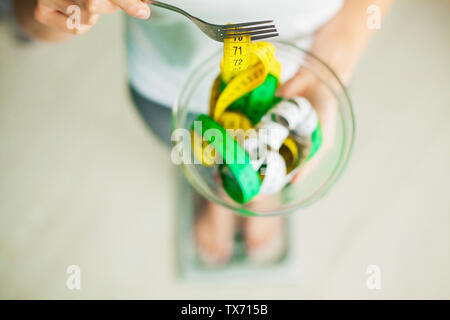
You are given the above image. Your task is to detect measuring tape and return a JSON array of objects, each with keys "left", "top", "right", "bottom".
[
  {"left": 258, "top": 151, "right": 288, "bottom": 195},
  {"left": 292, "top": 97, "right": 318, "bottom": 139},
  {"left": 242, "top": 121, "right": 301, "bottom": 194},
  {"left": 294, "top": 110, "right": 318, "bottom": 139},
  {"left": 213, "top": 37, "right": 280, "bottom": 121},
  {"left": 246, "top": 75, "right": 280, "bottom": 124},
  {"left": 256, "top": 120, "right": 290, "bottom": 151},
  {"left": 263, "top": 99, "right": 304, "bottom": 130},
  {"left": 307, "top": 125, "right": 323, "bottom": 160},
  {"left": 279, "top": 136, "right": 301, "bottom": 174},
  {"left": 222, "top": 35, "right": 251, "bottom": 83},
  {"left": 294, "top": 96, "right": 314, "bottom": 120},
  {"left": 262, "top": 97, "right": 322, "bottom": 158},
  {"left": 243, "top": 136, "right": 267, "bottom": 171},
  {"left": 191, "top": 114, "right": 261, "bottom": 204},
  {"left": 190, "top": 34, "right": 325, "bottom": 204},
  {"left": 191, "top": 130, "right": 218, "bottom": 167},
  {"left": 216, "top": 111, "right": 252, "bottom": 131}
]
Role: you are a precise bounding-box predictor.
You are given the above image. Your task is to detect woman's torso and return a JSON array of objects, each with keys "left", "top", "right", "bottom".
[{"left": 126, "top": 0, "right": 343, "bottom": 109}]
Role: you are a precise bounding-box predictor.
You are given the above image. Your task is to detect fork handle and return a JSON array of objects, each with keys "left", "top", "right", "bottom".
[{"left": 144, "top": 1, "right": 193, "bottom": 19}]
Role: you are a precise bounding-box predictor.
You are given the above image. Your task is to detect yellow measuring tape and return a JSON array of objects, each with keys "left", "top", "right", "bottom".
[
  {"left": 193, "top": 36, "right": 283, "bottom": 171},
  {"left": 222, "top": 35, "right": 251, "bottom": 83},
  {"left": 191, "top": 130, "right": 217, "bottom": 167},
  {"left": 188, "top": 33, "right": 325, "bottom": 203},
  {"left": 196, "top": 36, "right": 281, "bottom": 167},
  {"left": 217, "top": 111, "right": 253, "bottom": 131},
  {"left": 279, "top": 136, "right": 300, "bottom": 174},
  {"left": 212, "top": 37, "right": 281, "bottom": 121}
]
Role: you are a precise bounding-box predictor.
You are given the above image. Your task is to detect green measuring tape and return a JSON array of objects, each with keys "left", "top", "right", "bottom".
[
  {"left": 307, "top": 125, "right": 323, "bottom": 160},
  {"left": 191, "top": 114, "right": 261, "bottom": 204},
  {"left": 220, "top": 74, "right": 280, "bottom": 125}
]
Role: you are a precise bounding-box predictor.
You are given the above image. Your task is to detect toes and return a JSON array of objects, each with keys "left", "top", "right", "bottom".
[
  {"left": 196, "top": 239, "right": 232, "bottom": 266},
  {"left": 194, "top": 220, "right": 233, "bottom": 266},
  {"left": 192, "top": 200, "right": 237, "bottom": 266},
  {"left": 246, "top": 230, "right": 266, "bottom": 249},
  {"left": 244, "top": 217, "right": 286, "bottom": 262}
]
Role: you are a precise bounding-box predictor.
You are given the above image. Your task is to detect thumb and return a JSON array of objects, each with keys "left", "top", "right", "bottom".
[
  {"left": 112, "top": 0, "right": 151, "bottom": 19},
  {"left": 276, "top": 67, "right": 315, "bottom": 98}
]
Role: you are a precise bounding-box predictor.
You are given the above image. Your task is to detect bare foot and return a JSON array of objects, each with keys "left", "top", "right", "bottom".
[
  {"left": 194, "top": 200, "right": 237, "bottom": 266},
  {"left": 243, "top": 215, "right": 285, "bottom": 264}
]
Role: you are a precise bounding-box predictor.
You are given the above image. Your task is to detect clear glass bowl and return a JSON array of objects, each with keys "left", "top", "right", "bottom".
[{"left": 172, "top": 41, "right": 355, "bottom": 216}]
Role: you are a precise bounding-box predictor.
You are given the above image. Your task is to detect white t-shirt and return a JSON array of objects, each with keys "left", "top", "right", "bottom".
[{"left": 125, "top": 0, "right": 343, "bottom": 110}]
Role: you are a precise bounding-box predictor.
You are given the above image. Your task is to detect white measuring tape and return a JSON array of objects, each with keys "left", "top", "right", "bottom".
[
  {"left": 246, "top": 96, "right": 320, "bottom": 194},
  {"left": 292, "top": 97, "right": 318, "bottom": 139},
  {"left": 258, "top": 150, "right": 288, "bottom": 195},
  {"left": 244, "top": 136, "right": 267, "bottom": 171},
  {"left": 256, "top": 120, "right": 290, "bottom": 151},
  {"left": 263, "top": 99, "right": 303, "bottom": 129}
]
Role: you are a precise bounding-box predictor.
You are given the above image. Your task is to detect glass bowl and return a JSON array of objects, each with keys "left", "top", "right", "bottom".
[{"left": 172, "top": 40, "right": 355, "bottom": 216}]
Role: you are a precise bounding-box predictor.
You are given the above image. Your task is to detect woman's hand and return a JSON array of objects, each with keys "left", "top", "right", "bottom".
[
  {"left": 34, "top": 0, "right": 150, "bottom": 35},
  {"left": 276, "top": 67, "right": 338, "bottom": 184},
  {"left": 277, "top": 0, "right": 393, "bottom": 183},
  {"left": 13, "top": 0, "right": 151, "bottom": 41}
]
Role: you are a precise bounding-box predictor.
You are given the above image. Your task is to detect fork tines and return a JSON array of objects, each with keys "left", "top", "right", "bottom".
[{"left": 221, "top": 20, "right": 279, "bottom": 41}]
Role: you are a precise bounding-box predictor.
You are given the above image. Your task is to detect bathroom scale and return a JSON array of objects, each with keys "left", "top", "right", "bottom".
[{"left": 175, "top": 170, "right": 303, "bottom": 282}]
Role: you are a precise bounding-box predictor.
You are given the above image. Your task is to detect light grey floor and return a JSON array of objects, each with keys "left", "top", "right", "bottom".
[{"left": 0, "top": 0, "right": 449, "bottom": 299}]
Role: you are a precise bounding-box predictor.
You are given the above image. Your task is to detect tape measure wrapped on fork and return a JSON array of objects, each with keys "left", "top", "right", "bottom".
[
  {"left": 189, "top": 28, "right": 325, "bottom": 203},
  {"left": 146, "top": 2, "right": 279, "bottom": 42},
  {"left": 210, "top": 37, "right": 282, "bottom": 125}
]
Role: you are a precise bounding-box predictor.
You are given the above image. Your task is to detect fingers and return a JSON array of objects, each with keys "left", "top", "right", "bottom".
[
  {"left": 40, "top": 0, "right": 99, "bottom": 24},
  {"left": 34, "top": 3, "right": 92, "bottom": 34},
  {"left": 276, "top": 67, "right": 316, "bottom": 98},
  {"left": 111, "top": 0, "right": 150, "bottom": 19},
  {"left": 34, "top": 0, "right": 150, "bottom": 36},
  {"left": 290, "top": 96, "right": 337, "bottom": 184},
  {"left": 35, "top": 0, "right": 130, "bottom": 36},
  {"left": 277, "top": 66, "right": 338, "bottom": 185},
  {"left": 41, "top": 0, "right": 74, "bottom": 13},
  {"left": 290, "top": 150, "right": 321, "bottom": 184},
  {"left": 76, "top": 0, "right": 119, "bottom": 14}
]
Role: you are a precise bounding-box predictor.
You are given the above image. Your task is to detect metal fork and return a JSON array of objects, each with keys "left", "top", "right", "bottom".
[{"left": 144, "top": 1, "right": 279, "bottom": 42}]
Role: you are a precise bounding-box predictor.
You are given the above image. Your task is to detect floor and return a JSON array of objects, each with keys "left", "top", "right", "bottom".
[{"left": 0, "top": 0, "right": 449, "bottom": 299}]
